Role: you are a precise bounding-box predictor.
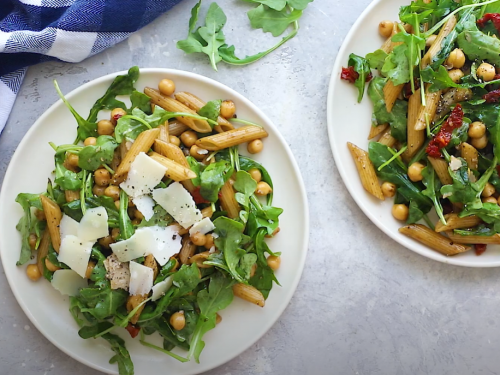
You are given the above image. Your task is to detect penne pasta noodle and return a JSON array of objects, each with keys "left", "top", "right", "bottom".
[
  {"left": 445, "top": 231, "right": 500, "bottom": 244},
  {"left": 421, "top": 16, "right": 457, "bottom": 69},
  {"left": 427, "top": 156, "right": 453, "bottom": 185},
  {"left": 40, "top": 195, "right": 62, "bottom": 253},
  {"left": 153, "top": 140, "right": 196, "bottom": 192},
  {"left": 232, "top": 283, "right": 265, "bottom": 307},
  {"left": 402, "top": 89, "right": 424, "bottom": 160},
  {"left": 179, "top": 236, "right": 196, "bottom": 264},
  {"left": 127, "top": 254, "right": 158, "bottom": 324},
  {"left": 195, "top": 126, "right": 268, "bottom": 151},
  {"left": 169, "top": 223, "right": 188, "bottom": 236},
  {"left": 368, "top": 123, "right": 389, "bottom": 140},
  {"left": 435, "top": 213, "right": 481, "bottom": 232},
  {"left": 201, "top": 206, "right": 214, "bottom": 218},
  {"left": 144, "top": 87, "right": 212, "bottom": 133},
  {"left": 113, "top": 128, "right": 160, "bottom": 184},
  {"left": 168, "top": 120, "right": 190, "bottom": 136},
  {"left": 65, "top": 190, "right": 80, "bottom": 203},
  {"left": 377, "top": 127, "right": 397, "bottom": 147},
  {"left": 159, "top": 124, "right": 169, "bottom": 142},
  {"left": 174, "top": 91, "right": 234, "bottom": 133},
  {"left": 381, "top": 23, "right": 412, "bottom": 53},
  {"left": 148, "top": 152, "right": 197, "bottom": 181},
  {"left": 36, "top": 230, "right": 51, "bottom": 275},
  {"left": 219, "top": 180, "right": 241, "bottom": 219},
  {"left": 189, "top": 251, "right": 213, "bottom": 268},
  {"left": 460, "top": 142, "right": 478, "bottom": 170},
  {"left": 399, "top": 224, "right": 471, "bottom": 256},
  {"left": 414, "top": 86, "right": 441, "bottom": 131},
  {"left": 110, "top": 149, "right": 121, "bottom": 172},
  {"left": 347, "top": 142, "right": 385, "bottom": 200},
  {"left": 383, "top": 80, "right": 404, "bottom": 113}
]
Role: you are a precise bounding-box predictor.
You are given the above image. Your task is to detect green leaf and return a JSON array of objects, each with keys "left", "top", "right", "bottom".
[
  {"left": 119, "top": 190, "right": 134, "bottom": 240},
  {"left": 198, "top": 99, "right": 221, "bottom": 123},
  {"left": 198, "top": 2, "right": 227, "bottom": 71},
  {"left": 234, "top": 170, "right": 258, "bottom": 196},
  {"left": 77, "top": 285, "right": 128, "bottom": 321},
  {"left": 137, "top": 205, "right": 173, "bottom": 228},
  {"left": 421, "top": 164, "right": 446, "bottom": 225},
  {"left": 172, "top": 263, "right": 202, "bottom": 296},
  {"left": 382, "top": 45, "right": 410, "bottom": 86},
  {"left": 15, "top": 193, "right": 42, "bottom": 265},
  {"left": 77, "top": 135, "right": 118, "bottom": 171},
  {"left": 243, "top": 0, "right": 287, "bottom": 10},
  {"left": 54, "top": 153, "right": 83, "bottom": 191},
  {"left": 186, "top": 156, "right": 204, "bottom": 187},
  {"left": 115, "top": 107, "right": 168, "bottom": 143},
  {"left": 78, "top": 321, "right": 114, "bottom": 339},
  {"left": 200, "top": 160, "right": 234, "bottom": 202},
  {"left": 348, "top": 53, "right": 372, "bottom": 102},
  {"left": 130, "top": 90, "right": 152, "bottom": 114},
  {"left": 457, "top": 30, "right": 500, "bottom": 65},
  {"left": 423, "top": 65, "right": 500, "bottom": 92},
  {"left": 102, "top": 333, "right": 134, "bottom": 375},
  {"left": 248, "top": 5, "right": 302, "bottom": 37},
  {"left": 365, "top": 49, "right": 388, "bottom": 71},
  {"left": 287, "top": 0, "right": 313, "bottom": 10}
]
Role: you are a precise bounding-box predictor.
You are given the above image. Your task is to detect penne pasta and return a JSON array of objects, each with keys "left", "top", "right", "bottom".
[
  {"left": 399, "top": 224, "right": 471, "bottom": 256},
  {"left": 195, "top": 126, "right": 268, "bottom": 151},
  {"left": 40, "top": 195, "right": 62, "bottom": 253},
  {"left": 377, "top": 127, "right": 397, "bottom": 147},
  {"left": 148, "top": 152, "right": 197, "bottom": 181},
  {"left": 368, "top": 123, "right": 389, "bottom": 140},
  {"left": 158, "top": 124, "right": 169, "bottom": 142},
  {"left": 201, "top": 206, "right": 214, "bottom": 219},
  {"left": 427, "top": 157, "right": 453, "bottom": 185},
  {"left": 174, "top": 91, "right": 234, "bottom": 133},
  {"left": 144, "top": 87, "right": 212, "bottom": 133},
  {"left": 189, "top": 251, "right": 213, "bottom": 268},
  {"left": 36, "top": 230, "right": 51, "bottom": 275},
  {"left": 169, "top": 223, "right": 188, "bottom": 236},
  {"left": 168, "top": 120, "right": 190, "bottom": 136},
  {"left": 460, "top": 142, "right": 478, "bottom": 170},
  {"left": 421, "top": 16, "right": 457, "bottom": 69},
  {"left": 402, "top": 89, "right": 424, "bottom": 160},
  {"left": 347, "top": 142, "right": 385, "bottom": 200},
  {"left": 113, "top": 128, "right": 160, "bottom": 184},
  {"left": 127, "top": 254, "right": 158, "bottom": 324},
  {"left": 232, "top": 283, "right": 265, "bottom": 307},
  {"left": 435, "top": 213, "right": 481, "bottom": 232},
  {"left": 414, "top": 87, "right": 441, "bottom": 131},
  {"left": 65, "top": 190, "right": 80, "bottom": 203},
  {"left": 381, "top": 23, "right": 412, "bottom": 53},
  {"left": 153, "top": 140, "right": 196, "bottom": 192},
  {"left": 179, "top": 236, "right": 196, "bottom": 264},
  {"left": 219, "top": 180, "right": 241, "bottom": 219},
  {"left": 445, "top": 231, "right": 500, "bottom": 244},
  {"left": 383, "top": 80, "right": 404, "bottom": 113}
]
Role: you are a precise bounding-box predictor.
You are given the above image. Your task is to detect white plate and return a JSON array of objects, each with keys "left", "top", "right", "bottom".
[
  {"left": 0, "top": 69, "right": 309, "bottom": 374},
  {"left": 327, "top": 0, "right": 500, "bottom": 267}
]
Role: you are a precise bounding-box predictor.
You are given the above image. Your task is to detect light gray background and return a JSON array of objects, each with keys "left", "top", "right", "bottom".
[{"left": 1, "top": 0, "right": 498, "bottom": 374}]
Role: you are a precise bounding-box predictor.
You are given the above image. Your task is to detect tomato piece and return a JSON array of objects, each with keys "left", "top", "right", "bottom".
[
  {"left": 125, "top": 323, "right": 140, "bottom": 338},
  {"left": 340, "top": 66, "right": 359, "bottom": 84},
  {"left": 475, "top": 244, "right": 487, "bottom": 256}
]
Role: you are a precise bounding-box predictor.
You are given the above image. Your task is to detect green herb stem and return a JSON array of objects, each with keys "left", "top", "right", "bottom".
[
  {"left": 379, "top": 145, "right": 408, "bottom": 172},
  {"left": 139, "top": 340, "right": 189, "bottom": 362}
]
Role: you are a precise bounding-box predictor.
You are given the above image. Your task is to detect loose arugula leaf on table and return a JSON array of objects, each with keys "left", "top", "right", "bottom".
[
  {"left": 347, "top": 54, "right": 372, "bottom": 102},
  {"left": 421, "top": 164, "right": 446, "bottom": 225},
  {"left": 15, "top": 193, "right": 43, "bottom": 265},
  {"left": 78, "top": 135, "right": 118, "bottom": 171},
  {"left": 248, "top": 5, "right": 302, "bottom": 37},
  {"left": 199, "top": 160, "right": 234, "bottom": 202}
]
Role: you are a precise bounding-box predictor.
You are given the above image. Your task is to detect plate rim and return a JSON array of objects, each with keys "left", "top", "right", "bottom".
[
  {"left": 326, "top": 0, "right": 500, "bottom": 268},
  {"left": 0, "top": 67, "right": 310, "bottom": 373}
]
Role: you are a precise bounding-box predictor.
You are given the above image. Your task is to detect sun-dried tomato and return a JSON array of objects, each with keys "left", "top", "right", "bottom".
[
  {"left": 125, "top": 323, "right": 140, "bottom": 338},
  {"left": 483, "top": 89, "right": 500, "bottom": 103},
  {"left": 341, "top": 66, "right": 359, "bottom": 84},
  {"left": 477, "top": 13, "right": 500, "bottom": 33},
  {"left": 366, "top": 71, "right": 373, "bottom": 83},
  {"left": 403, "top": 79, "right": 421, "bottom": 99},
  {"left": 475, "top": 244, "right": 487, "bottom": 256},
  {"left": 426, "top": 104, "right": 464, "bottom": 158},
  {"left": 191, "top": 187, "right": 210, "bottom": 204}
]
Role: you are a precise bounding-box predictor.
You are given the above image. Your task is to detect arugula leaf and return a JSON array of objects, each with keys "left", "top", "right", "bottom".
[
  {"left": 457, "top": 30, "right": 500, "bottom": 65},
  {"left": 77, "top": 284, "right": 128, "bottom": 320},
  {"left": 365, "top": 49, "right": 388, "bottom": 71},
  {"left": 186, "top": 156, "right": 204, "bottom": 187},
  {"left": 119, "top": 190, "right": 135, "bottom": 240},
  {"left": 54, "top": 153, "right": 83, "bottom": 191},
  {"left": 423, "top": 65, "right": 500, "bottom": 92},
  {"left": 137, "top": 205, "right": 173, "bottom": 228},
  {"left": 103, "top": 333, "right": 134, "bottom": 375},
  {"left": 248, "top": 5, "right": 302, "bottom": 37},
  {"left": 198, "top": 99, "right": 221, "bottom": 123},
  {"left": 243, "top": 0, "right": 287, "bottom": 10},
  {"left": 78, "top": 321, "right": 114, "bottom": 339},
  {"left": 287, "top": 0, "right": 313, "bottom": 10},
  {"left": 200, "top": 160, "right": 234, "bottom": 202},
  {"left": 198, "top": 2, "right": 227, "bottom": 70},
  {"left": 15, "top": 193, "right": 42, "bottom": 265},
  {"left": 130, "top": 90, "right": 151, "bottom": 114},
  {"left": 347, "top": 54, "right": 372, "bottom": 102},
  {"left": 386, "top": 32, "right": 425, "bottom": 88},
  {"left": 233, "top": 170, "right": 258, "bottom": 210},
  {"left": 115, "top": 107, "right": 166, "bottom": 143},
  {"left": 460, "top": 203, "right": 500, "bottom": 228},
  {"left": 490, "top": 110, "right": 500, "bottom": 162},
  {"left": 77, "top": 136, "right": 118, "bottom": 171},
  {"left": 249, "top": 229, "right": 279, "bottom": 298},
  {"left": 421, "top": 164, "right": 446, "bottom": 225},
  {"left": 176, "top": 0, "right": 204, "bottom": 54},
  {"left": 454, "top": 224, "right": 497, "bottom": 236}
]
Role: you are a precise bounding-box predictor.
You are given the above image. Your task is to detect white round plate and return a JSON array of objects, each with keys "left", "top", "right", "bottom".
[
  {"left": 0, "top": 69, "right": 309, "bottom": 374},
  {"left": 327, "top": 0, "right": 500, "bottom": 267}
]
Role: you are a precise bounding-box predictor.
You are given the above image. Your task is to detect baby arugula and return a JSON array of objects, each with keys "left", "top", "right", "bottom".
[{"left": 177, "top": 0, "right": 312, "bottom": 70}]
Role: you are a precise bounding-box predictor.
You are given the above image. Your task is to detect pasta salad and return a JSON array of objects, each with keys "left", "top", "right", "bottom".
[{"left": 15, "top": 67, "right": 282, "bottom": 375}]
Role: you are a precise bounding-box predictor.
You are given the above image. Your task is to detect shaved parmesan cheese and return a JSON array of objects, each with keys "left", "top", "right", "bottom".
[
  {"left": 189, "top": 217, "right": 215, "bottom": 236},
  {"left": 120, "top": 152, "right": 167, "bottom": 198},
  {"left": 129, "top": 261, "right": 153, "bottom": 296},
  {"left": 78, "top": 207, "right": 108, "bottom": 242},
  {"left": 104, "top": 254, "right": 130, "bottom": 290},
  {"left": 449, "top": 156, "right": 462, "bottom": 171},
  {"left": 58, "top": 235, "right": 93, "bottom": 277},
  {"left": 149, "top": 226, "right": 182, "bottom": 266},
  {"left": 153, "top": 182, "right": 202, "bottom": 228},
  {"left": 151, "top": 276, "right": 173, "bottom": 301},
  {"left": 133, "top": 195, "right": 155, "bottom": 221},
  {"left": 110, "top": 227, "right": 157, "bottom": 263},
  {"left": 51, "top": 269, "right": 88, "bottom": 296},
  {"left": 60, "top": 214, "right": 79, "bottom": 240}
]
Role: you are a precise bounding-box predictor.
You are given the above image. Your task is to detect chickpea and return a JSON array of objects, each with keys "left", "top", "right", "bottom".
[
  {"left": 111, "top": 228, "right": 121, "bottom": 240},
  {"left": 483, "top": 196, "right": 498, "bottom": 204},
  {"left": 471, "top": 134, "right": 488, "bottom": 149},
  {"left": 477, "top": 62, "right": 496, "bottom": 82},
  {"left": 170, "top": 311, "right": 186, "bottom": 330},
  {"left": 93, "top": 185, "right": 106, "bottom": 197},
  {"left": 378, "top": 20, "right": 394, "bottom": 38},
  {"left": 66, "top": 153, "right": 80, "bottom": 169},
  {"left": 256, "top": 181, "right": 272, "bottom": 196},
  {"left": 381, "top": 182, "right": 396, "bottom": 198},
  {"left": 448, "top": 69, "right": 464, "bottom": 84},
  {"left": 426, "top": 34, "right": 437, "bottom": 47},
  {"left": 220, "top": 100, "right": 236, "bottom": 119},
  {"left": 133, "top": 208, "right": 145, "bottom": 221},
  {"left": 248, "top": 168, "right": 262, "bottom": 182},
  {"left": 45, "top": 258, "right": 60, "bottom": 272},
  {"left": 191, "top": 232, "right": 207, "bottom": 246},
  {"left": 190, "top": 145, "right": 208, "bottom": 160},
  {"left": 97, "top": 119, "right": 114, "bottom": 135},
  {"left": 98, "top": 235, "right": 114, "bottom": 249},
  {"left": 266, "top": 255, "right": 281, "bottom": 271},
  {"left": 84, "top": 137, "right": 97, "bottom": 146},
  {"left": 111, "top": 108, "right": 127, "bottom": 124},
  {"left": 28, "top": 234, "right": 37, "bottom": 250},
  {"left": 468, "top": 121, "right": 486, "bottom": 139},
  {"left": 158, "top": 78, "right": 176, "bottom": 96},
  {"left": 408, "top": 162, "right": 425, "bottom": 182},
  {"left": 445, "top": 48, "right": 466, "bottom": 69},
  {"left": 94, "top": 168, "right": 111, "bottom": 187},
  {"left": 169, "top": 135, "right": 181, "bottom": 146},
  {"left": 204, "top": 234, "right": 215, "bottom": 250},
  {"left": 104, "top": 185, "right": 120, "bottom": 201},
  {"left": 180, "top": 130, "right": 198, "bottom": 147},
  {"left": 26, "top": 264, "right": 41, "bottom": 281},
  {"left": 392, "top": 204, "right": 409, "bottom": 221},
  {"left": 85, "top": 261, "right": 96, "bottom": 279},
  {"left": 34, "top": 209, "right": 46, "bottom": 221},
  {"left": 482, "top": 182, "right": 496, "bottom": 198},
  {"left": 247, "top": 139, "right": 264, "bottom": 154}
]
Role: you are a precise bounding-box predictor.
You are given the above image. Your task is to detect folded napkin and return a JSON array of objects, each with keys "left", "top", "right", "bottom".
[{"left": 0, "top": 0, "right": 183, "bottom": 134}]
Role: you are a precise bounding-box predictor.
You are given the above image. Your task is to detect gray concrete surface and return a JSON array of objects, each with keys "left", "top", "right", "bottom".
[{"left": 2, "top": 0, "right": 500, "bottom": 374}]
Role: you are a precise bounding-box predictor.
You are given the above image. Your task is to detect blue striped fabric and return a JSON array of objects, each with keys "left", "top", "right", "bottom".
[{"left": 0, "top": 0, "right": 183, "bottom": 133}]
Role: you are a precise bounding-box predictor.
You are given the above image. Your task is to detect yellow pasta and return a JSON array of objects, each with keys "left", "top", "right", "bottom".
[
  {"left": 40, "top": 195, "right": 62, "bottom": 253},
  {"left": 402, "top": 89, "right": 424, "bottom": 160},
  {"left": 421, "top": 16, "right": 457, "bottom": 69},
  {"left": 201, "top": 206, "right": 214, "bottom": 218},
  {"left": 414, "top": 87, "right": 441, "bottom": 131},
  {"left": 368, "top": 123, "right": 389, "bottom": 140},
  {"left": 347, "top": 142, "right": 384, "bottom": 200},
  {"left": 65, "top": 190, "right": 80, "bottom": 203},
  {"left": 148, "top": 152, "right": 197, "bottom": 181},
  {"left": 232, "top": 283, "right": 265, "bottom": 307},
  {"left": 435, "top": 213, "right": 481, "bottom": 232},
  {"left": 195, "top": 126, "right": 268, "bottom": 151},
  {"left": 179, "top": 237, "right": 196, "bottom": 265},
  {"left": 399, "top": 224, "right": 471, "bottom": 256},
  {"left": 190, "top": 251, "right": 213, "bottom": 268},
  {"left": 36, "top": 230, "right": 51, "bottom": 275},
  {"left": 445, "top": 231, "right": 500, "bottom": 244},
  {"left": 377, "top": 127, "right": 397, "bottom": 147},
  {"left": 383, "top": 80, "right": 404, "bottom": 113},
  {"left": 219, "top": 180, "right": 241, "bottom": 219},
  {"left": 153, "top": 140, "right": 196, "bottom": 192},
  {"left": 168, "top": 120, "right": 190, "bottom": 136},
  {"left": 158, "top": 124, "right": 169, "bottom": 142},
  {"left": 460, "top": 142, "right": 478, "bottom": 170},
  {"left": 144, "top": 87, "right": 212, "bottom": 133},
  {"left": 427, "top": 156, "right": 453, "bottom": 185},
  {"left": 113, "top": 128, "right": 160, "bottom": 184}
]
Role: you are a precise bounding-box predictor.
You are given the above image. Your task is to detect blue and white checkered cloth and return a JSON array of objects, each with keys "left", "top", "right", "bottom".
[{"left": 0, "top": 0, "right": 183, "bottom": 134}]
